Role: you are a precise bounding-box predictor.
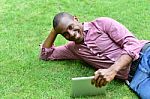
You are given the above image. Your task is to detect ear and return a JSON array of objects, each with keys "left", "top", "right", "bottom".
[{"left": 74, "top": 16, "right": 79, "bottom": 21}]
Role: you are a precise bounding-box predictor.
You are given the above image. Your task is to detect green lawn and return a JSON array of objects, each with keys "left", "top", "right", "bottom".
[{"left": 1, "top": 0, "right": 150, "bottom": 98}]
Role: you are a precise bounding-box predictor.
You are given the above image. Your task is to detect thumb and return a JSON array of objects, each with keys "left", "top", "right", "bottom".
[
  {"left": 94, "top": 69, "right": 102, "bottom": 75},
  {"left": 94, "top": 71, "right": 99, "bottom": 75}
]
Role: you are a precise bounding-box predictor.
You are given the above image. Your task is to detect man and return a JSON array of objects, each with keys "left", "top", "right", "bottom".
[{"left": 40, "top": 12, "right": 150, "bottom": 99}]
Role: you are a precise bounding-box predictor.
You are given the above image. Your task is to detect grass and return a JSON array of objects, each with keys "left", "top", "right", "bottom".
[{"left": 0, "top": 0, "right": 150, "bottom": 98}]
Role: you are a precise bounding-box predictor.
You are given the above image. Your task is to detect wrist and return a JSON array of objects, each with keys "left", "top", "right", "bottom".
[
  {"left": 109, "top": 65, "right": 120, "bottom": 73},
  {"left": 43, "top": 29, "right": 57, "bottom": 48}
]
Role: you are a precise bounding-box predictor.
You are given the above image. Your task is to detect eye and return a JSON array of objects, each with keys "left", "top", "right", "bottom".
[{"left": 68, "top": 25, "right": 73, "bottom": 30}]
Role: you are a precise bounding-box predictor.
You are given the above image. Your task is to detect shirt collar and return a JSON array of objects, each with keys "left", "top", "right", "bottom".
[
  {"left": 83, "top": 22, "right": 90, "bottom": 31},
  {"left": 82, "top": 22, "right": 91, "bottom": 44}
]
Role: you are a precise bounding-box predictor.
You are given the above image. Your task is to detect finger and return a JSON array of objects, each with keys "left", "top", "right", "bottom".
[
  {"left": 94, "top": 70, "right": 103, "bottom": 87},
  {"left": 94, "top": 71, "right": 99, "bottom": 75},
  {"left": 94, "top": 69, "right": 102, "bottom": 75},
  {"left": 91, "top": 73, "right": 99, "bottom": 86},
  {"left": 102, "top": 78, "right": 108, "bottom": 86},
  {"left": 102, "top": 81, "right": 107, "bottom": 86},
  {"left": 95, "top": 75, "right": 102, "bottom": 87},
  {"left": 94, "top": 74, "right": 100, "bottom": 87},
  {"left": 98, "top": 78, "right": 103, "bottom": 87},
  {"left": 94, "top": 73, "right": 100, "bottom": 81},
  {"left": 99, "top": 78, "right": 106, "bottom": 87}
]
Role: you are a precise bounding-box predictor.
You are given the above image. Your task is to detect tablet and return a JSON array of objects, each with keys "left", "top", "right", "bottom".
[{"left": 71, "top": 76, "right": 106, "bottom": 97}]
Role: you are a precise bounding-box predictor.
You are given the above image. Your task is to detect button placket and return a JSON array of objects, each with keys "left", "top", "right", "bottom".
[{"left": 85, "top": 42, "right": 97, "bottom": 54}]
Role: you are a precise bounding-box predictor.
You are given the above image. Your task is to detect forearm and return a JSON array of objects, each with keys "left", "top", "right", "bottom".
[
  {"left": 109, "top": 54, "right": 133, "bottom": 72},
  {"left": 92, "top": 54, "right": 133, "bottom": 87},
  {"left": 42, "top": 28, "right": 57, "bottom": 48}
]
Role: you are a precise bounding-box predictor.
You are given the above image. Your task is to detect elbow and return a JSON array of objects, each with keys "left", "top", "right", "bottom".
[
  {"left": 39, "top": 47, "right": 55, "bottom": 61},
  {"left": 39, "top": 53, "right": 55, "bottom": 61},
  {"left": 39, "top": 52, "right": 49, "bottom": 61},
  {"left": 39, "top": 55, "right": 48, "bottom": 61}
]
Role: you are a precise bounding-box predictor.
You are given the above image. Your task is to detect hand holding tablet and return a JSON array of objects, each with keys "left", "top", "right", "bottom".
[{"left": 71, "top": 76, "right": 107, "bottom": 97}]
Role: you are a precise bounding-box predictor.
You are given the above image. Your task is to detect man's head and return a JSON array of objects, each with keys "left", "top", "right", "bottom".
[{"left": 53, "top": 12, "right": 84, "bottom": 43}]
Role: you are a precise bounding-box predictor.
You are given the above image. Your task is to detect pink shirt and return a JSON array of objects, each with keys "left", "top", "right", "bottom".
[{"left": 40, "top": 17, "right": 149, "bottom": 80}]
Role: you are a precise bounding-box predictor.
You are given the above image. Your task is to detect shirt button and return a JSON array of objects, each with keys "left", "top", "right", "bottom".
[
  {"left": 79, "top": 48, "right": 81, "bottom": 51},
  {"left": 97, "top": 54, "right": 100, "bottom": 57},
  {"left": 90, "top": 48, "right": 93, "bottom": 51}
]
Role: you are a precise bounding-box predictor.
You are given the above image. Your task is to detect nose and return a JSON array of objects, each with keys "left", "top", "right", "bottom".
[{"left": 68, "top": 30, "right": 76, "bottom": 38}]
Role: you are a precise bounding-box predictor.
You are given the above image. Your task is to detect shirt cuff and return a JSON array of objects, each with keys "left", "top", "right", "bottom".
[
  {"left": 121, "top": 50, "right": 139, "bottom": 61},
  {"left": 39, "top": 44, "right": 55, "bottom": 52},
  {"left": 39, "top": 44, "right": 55, "bottom": 60}
]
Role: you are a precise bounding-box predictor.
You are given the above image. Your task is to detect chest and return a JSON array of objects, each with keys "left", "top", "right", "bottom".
[{"left": 84, "top": 28, "right": 119, "bottom": 53}]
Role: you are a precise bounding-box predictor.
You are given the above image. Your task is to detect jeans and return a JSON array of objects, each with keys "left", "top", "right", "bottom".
[{"left": 129, "top": 47, "right": 150, "bottom": 99}]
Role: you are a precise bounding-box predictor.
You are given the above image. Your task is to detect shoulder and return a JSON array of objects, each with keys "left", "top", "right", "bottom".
[
  {"left": 91, "top": 17, "right": 117, "bottom": 23},
  {"left": 87, "top": 17, "right": 115, "bottom": 29},
  {"left": 84, "top": 17, "right": 115, "bottom": 25}
]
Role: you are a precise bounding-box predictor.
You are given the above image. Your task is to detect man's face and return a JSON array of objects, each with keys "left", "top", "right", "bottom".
[{"left": 55, "top": 16, "right": 84, "bottom": 43}]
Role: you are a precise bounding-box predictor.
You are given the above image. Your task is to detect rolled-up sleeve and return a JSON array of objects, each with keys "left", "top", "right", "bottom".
[
  {"left": 39, "top": 43, "right": 79, "bottom": 61},
  {"left": 40, "top": 45, "right": 55, "bottom": 60},
  {"left": 96, "top": 17, "right": 141, "bottom": 60}
]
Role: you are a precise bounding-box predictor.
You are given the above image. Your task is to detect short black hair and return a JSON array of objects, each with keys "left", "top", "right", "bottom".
[{"left": 53, "top": 12, "right": 74, "bottom": 29}]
